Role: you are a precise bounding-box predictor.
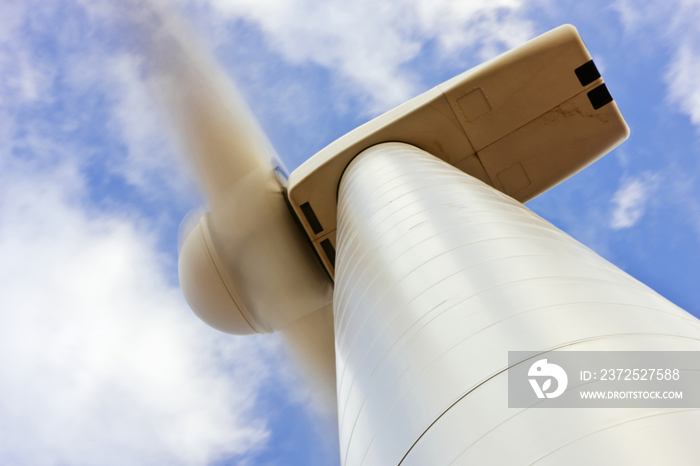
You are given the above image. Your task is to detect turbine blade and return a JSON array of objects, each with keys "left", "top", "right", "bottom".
[
  {"left": 146, "top": 5, "right": 279, "bottom": 202},
  {"left": 280, "top": 305, "right": 338, "bottom": 419}
]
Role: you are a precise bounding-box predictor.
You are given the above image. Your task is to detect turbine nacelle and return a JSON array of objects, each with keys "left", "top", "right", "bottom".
[
  {"left": 177, "top": 24, "right": 628, "bottom": 334},
  {"left": 287, "top": 25, "right": 629, "bottom": 278}
]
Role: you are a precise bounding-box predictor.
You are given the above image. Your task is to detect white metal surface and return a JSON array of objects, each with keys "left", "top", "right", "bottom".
[
  {"left": 288, "top": 25, "right": 628, "bottom": 278},
  {"left": 334, "top": 142, "right": 700, "bottom": 466}
]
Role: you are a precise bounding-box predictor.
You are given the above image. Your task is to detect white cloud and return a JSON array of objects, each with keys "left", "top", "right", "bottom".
[
  {"left": 613, "top": 0, "right": 675, "bottom": 35},
  {"left": 0, "top": 0, "right": 199, "bottom": 204},
  {"left": 202, "top": 0, "right": 538, "bottom": 112},
  {"left": 0, "top": 159, "right": 273, "bottom": 466},
  {"left": 0, "top": 7, "right": 54, "bottom": 105},
  {"left": 610, "top": 173, "right": 660, "bottom": 230},
  {"left": 662, "top": 1, "right": 700, "bottom": 129},
  {"left": 615, "top": 0, "right": 700, "bottom": 131},
  {"left": 60, "top": 48, "right": 198, "bottom": 202},
  {"left": 102, "top": 53, "right": 196, "bottom": 198},
  {"left": 666, "top": 42, "right": 700, "bottom": 126}
]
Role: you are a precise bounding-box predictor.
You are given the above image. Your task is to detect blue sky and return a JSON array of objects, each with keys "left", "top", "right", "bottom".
[{"left": 1, "top": 0, "right": 699, "bottom": 465}]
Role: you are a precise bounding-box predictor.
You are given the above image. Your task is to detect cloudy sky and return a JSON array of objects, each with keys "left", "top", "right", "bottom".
[{"left": 1, "top": 0, "right": 700, "bottom": 465}]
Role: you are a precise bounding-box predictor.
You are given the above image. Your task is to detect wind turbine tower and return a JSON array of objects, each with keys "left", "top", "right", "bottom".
[{"left": 176, "top": 25, "right": 700, "bottom": 465}]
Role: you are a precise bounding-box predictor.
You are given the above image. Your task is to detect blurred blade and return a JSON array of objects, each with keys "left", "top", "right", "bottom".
[
  {"left": 279, "top": 304, "right": 338, "bottom": 419},
  {"left": 145, "top": 3, "right": 279, "bottom": 202},
  {"left": 137, "top": 2, "right": 336, "bottom": 398}
]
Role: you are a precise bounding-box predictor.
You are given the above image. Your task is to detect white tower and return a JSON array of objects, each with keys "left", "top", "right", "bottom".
[{"left": 332, "top": 142, "right": 700, "bottom": 465}]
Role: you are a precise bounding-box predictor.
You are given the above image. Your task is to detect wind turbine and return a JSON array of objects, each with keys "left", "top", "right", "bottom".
[{"left": 163, "top": 18, "right": 700, "bottom": 465}]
